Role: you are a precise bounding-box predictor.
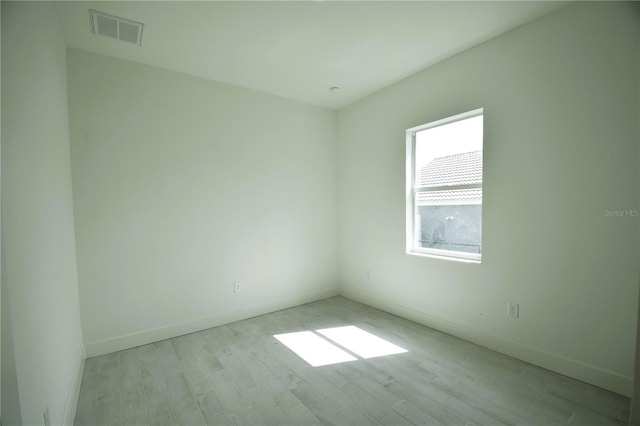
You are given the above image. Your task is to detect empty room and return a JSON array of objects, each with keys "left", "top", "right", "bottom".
[{"left": 2, "top": 1, "right": 639, "bottom": 425}]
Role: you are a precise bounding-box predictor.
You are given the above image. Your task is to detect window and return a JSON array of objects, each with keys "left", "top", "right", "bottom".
[{"left": 406, "top": 109, "right": 483, "bottom": 262}]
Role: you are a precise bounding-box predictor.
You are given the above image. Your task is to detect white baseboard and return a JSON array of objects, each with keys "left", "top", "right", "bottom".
[
  {"left": 84, "top": 286, "right": 339, "bottom": 358},
  {"left": 63, "top": 344, "right": 86, "bottom": 426},
  {"left": 340, "top": 287, "right": 633, "bottom": 397}
]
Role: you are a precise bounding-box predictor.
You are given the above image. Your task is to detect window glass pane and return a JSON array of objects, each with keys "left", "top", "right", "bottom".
[
  {"left": 415, "top": 193, "right": 482, "bottom": 255},
  {"left": 415, "top": 114, "right": 483, "bottom": 188}
]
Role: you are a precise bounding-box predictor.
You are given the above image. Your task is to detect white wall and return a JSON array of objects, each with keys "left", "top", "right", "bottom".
[
  {"left": 1, "top": 2, "right": 84, "bottom": 425},
  {"left": 1, "top": 1, "right": 4, "bottom": 421},
  {"left": 632, "top": 9, "right": 640, "bottom": 421},
  {"left": 338, "top": 2, "right": 639, "bottom": 396},
  {"left": 1, "top": 255, "right": 21, "bottom": 426},
  {"left": 67, "top": 50, "right": 339, "bottom": 355}
]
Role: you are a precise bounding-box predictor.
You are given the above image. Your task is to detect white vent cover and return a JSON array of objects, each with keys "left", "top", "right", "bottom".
[{"left": 90, "top": 10, "right": 143, "bottom": 45}]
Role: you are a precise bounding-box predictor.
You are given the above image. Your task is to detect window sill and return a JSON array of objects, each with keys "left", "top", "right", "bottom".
[{"left": 407, "top": 250, "right": 482, "bottom": 264}]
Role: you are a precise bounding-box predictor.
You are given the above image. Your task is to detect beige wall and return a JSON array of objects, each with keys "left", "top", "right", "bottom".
[
  {"left": 67, "top": 50, "right": 339, "bottom": 355},
  {"left": 337, "top": 2, "right": 639, "bottom": 396},
  {"left": 1, "top": 2, "right": 84, "bottom": 424}
]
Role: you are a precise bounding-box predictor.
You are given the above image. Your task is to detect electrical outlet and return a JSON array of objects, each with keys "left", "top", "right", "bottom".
[
  {"left": 507, "top": 302, "right": 519, "bottom": 318},
  {"left": 234, "top": 282, "right": 242, "bottom": 293},
  {"left": 44, "top": 404, "right": 51, "bottom": 426}
]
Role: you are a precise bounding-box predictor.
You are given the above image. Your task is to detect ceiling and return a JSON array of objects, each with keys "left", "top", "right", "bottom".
[{"left": 55, "top": 1, "right": 568, "bottom": 110}]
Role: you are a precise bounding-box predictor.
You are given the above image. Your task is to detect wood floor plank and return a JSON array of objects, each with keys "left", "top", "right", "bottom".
[
  {"left": 493, "top": 386, "right": 572, "bottom": 425},
  {"left": 331, "top": 402, "right": 381, "bottom": 426},
  {"left": 314, "top": 363, "right": 360, "bottom": 388},
  {"left": 392, "top": 400, "right": 444, "bottom": 425},
  {"left": 74, "top": 372, "right": 99, "bottom": 425},
  {"left": 290, "top": 381, "right": 377, "bottom": 425},
  {"left": 209, "top": 369, "right": 251, "bottom": 414},
  {"left": 195, "top": 388, "right": 227, "bottom": 424},
  {"left": 284, "top": 402, "right": 324, "bottom": 425},
  {"left": 297, "top": 367, "right": 352, "bottom": 411},
  {"left": 431, "top": 377, "right": 522, "bottom": 425},
  {"left": 95, "top": 394, "right": 120, "bottom": 426},
  {"left": 230, "top": 407, "right": 263, "bottom": 426},
  {"left": 338, "top": 380, "right": 411, "bottom": 425},
  {"left": 83, "top": 356, "right": 101, "bottom": 376},
  {"left": 121, "top": 396, "right": 148, "bottom": 426},
  {"left": 567, "top": 410, "right": 628, "bottom": 425},
  {"left": 348, "top": 375, "right": 403, "bottom": 408},
  {"left": 146, "top": 391, "right": 177, "bottom": 426},
  {"left": 97, "top": 362, "right": 120, "bottom": 398},
  {"left": 384, "top": 379, "right": 468, "bottom": 424},
  {"left": 240, "top": 354, "right": 302, "bottom": 411},
  {"left": 240, "top": 385, "right": 291, "bottom": 425},
  {"left": 75, "top": 296, "right": 630, "bottom": 426},
  {"left": 217, "top": 349, "right": 259, "bottom": 390}
]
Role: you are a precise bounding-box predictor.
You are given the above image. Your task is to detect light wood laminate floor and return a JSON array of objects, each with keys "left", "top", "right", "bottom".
[{"left": 74, "top": 296, "right": 630, "bottom": 425}]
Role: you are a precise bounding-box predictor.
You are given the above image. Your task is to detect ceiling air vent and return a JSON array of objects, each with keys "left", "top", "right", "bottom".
[{"left": 90, "top": 10, "right": 144, "bottom": 46}]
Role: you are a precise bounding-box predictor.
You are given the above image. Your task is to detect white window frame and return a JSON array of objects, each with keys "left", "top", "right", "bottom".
[{"left": 405, "top": 108, "right": 483, "bottom": 263}]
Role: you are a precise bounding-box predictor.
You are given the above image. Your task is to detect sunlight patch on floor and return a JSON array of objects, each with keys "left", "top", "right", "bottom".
[
  {"left": 274, "top": 331, "right": 357, "bottom": 367},
  {"left": 317, "top": 325, "right": 408, "bottom": 359},
  {"left": 274, "top": 326, "right": 407, "bottom": 367}
]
